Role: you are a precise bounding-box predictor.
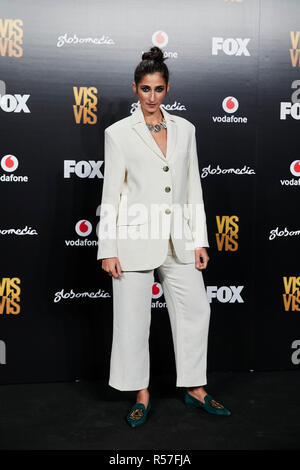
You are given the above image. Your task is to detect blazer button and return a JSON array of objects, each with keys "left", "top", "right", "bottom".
[
  {"left": 163, "top": 166, "right": 169, "bottom": 172},
  {"left": 165, "top": 186, "right": 171, "bottom": 192},
  {"left": 165, "top": 208, "right": 171, "bottom": 214}
]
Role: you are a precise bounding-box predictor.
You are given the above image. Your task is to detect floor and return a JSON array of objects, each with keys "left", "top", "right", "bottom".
[{"left": 0, "top": 370, "right": 299, "bottom": 450}]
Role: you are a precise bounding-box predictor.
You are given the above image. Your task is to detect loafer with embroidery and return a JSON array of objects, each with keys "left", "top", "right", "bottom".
[
  {"left": 126, "top": 400, "right": 151, "bottom": 427},
  {"left": 184, "top": 392, "right": 231, "bottom": 416}
]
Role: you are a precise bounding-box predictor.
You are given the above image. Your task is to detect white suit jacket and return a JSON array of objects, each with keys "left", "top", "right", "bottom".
[{"left": 97, "top": 103, "right": 209, "bottom": 271}]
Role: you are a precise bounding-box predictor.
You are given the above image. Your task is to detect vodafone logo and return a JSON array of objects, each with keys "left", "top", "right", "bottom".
[
  {"left": 222, "top": 96, "right": 239, "bottom": 114},
  {"left": 152, "top": 31, "right": 168, "bottom": 48},
  {"left": 151, "top": 31, "right": 178, "bottom": 59},
  {"left": 152, "top": 281, "right": 167, "bottom": 309},
  {"left": 75, "top": 220, "right": 93, "bottom": 237},
  {"left": 212, "top": 97, "right": 247, "bottom": 124},
  {"left": 290, "top": 160, "right": 300, "bottom": 177},
  {"left": 1, "top": 154, "right": 18, "bottom": 172},
  {"left": 152, "top": 282, "right": 163, "bottom": 299},
  {"left": 280, "top": 160, "right": 300, "bottom": 186},
  {"left": 0, "top": 154, "right": 28, "bottom": 183},
  {"left": 65, "top": 219, "right": 97, "bottom": 247}
]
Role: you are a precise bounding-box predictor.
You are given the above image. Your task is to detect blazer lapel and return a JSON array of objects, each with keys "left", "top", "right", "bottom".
[{"left": 130, "top": 103, "right": 177, "bottom": 163}]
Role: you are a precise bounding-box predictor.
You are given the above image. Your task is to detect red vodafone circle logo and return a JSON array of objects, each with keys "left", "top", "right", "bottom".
[
  {"left": 290, "top": 160, "right": 300, "bottom": 177},
  {"left": 222, "top": 96, "right": 239, "bottom": 114},
  {"left": 1, "top": 154, "right": 19, "bottom": 172},
  {"left": 152, "top": 282, "right": 163, "bottom": 299},
  {"left": 152, "top": 31, "right": 168, "bottom": 48},
  {"left": 75, "top": 220, "right": 92, "bottom": 237}
]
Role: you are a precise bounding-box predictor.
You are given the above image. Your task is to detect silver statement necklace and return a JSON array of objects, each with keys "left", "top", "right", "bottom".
[{"left": 146, "top": 117, "right": 167, "bottom": 133}]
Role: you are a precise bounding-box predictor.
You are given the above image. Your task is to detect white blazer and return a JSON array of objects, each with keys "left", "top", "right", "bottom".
[{"left": 97, "top": 103, "right": 210, "bottom": 271}]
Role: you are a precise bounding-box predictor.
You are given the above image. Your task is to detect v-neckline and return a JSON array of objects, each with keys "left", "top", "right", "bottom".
[
  {"left": 132, "top": 103, "right": 176, "bottom": 163},
  {"left": 150, "top": 128, "right": 167, "bottom": 159}
]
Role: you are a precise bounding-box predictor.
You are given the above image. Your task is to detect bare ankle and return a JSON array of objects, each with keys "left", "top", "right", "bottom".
[{"left": 136, "top": 388, "right": 149, "bottom": 406}]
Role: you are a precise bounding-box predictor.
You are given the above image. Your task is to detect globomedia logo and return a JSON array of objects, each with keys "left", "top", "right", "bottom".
[
  {"left": 131, "top": 100, "right": 186, "bottom": 114},
  {"left": 201, "top": 164, "right": 255, "bottom": 178},
  {"left": 280, "top": 160, "right": 300, "bottom": 186},
  {"left": 269, "top": 226, "right": 300, "bottom": 241},
  {"left": 0, "top": 225, "right": 38, "bottom": 236},
  {"left": 53, "top": 287, "right": 111, "bottom": 303},
  {"left": 57, "top": 32, "right": 115, "bottom": 48},
  {"left": 151, "top": 30, "right": 178, "bottom": 59},
  {"left": 0, "top": 154, "right": 29, "bottom": 182},
  {"left": 65, "top": 219, "right": 98, "bottom": 247},
  {"left": 212, "top": 96, "right": 247, "bottom": 124}
]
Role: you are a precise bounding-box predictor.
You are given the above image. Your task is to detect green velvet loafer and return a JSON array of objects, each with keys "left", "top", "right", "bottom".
[
  {"left": 184, "top": 392, "right": 231, "bottom": 416},
  {"left": 126, "top": 400, "right": 151, "bottom": 427}
]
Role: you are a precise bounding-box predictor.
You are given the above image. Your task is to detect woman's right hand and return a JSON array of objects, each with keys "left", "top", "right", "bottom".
[{"left": 101, "top": 257, "right": 123, "bottom": 278}]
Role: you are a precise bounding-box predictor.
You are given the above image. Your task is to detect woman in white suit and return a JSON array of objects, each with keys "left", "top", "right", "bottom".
[{"left": 98, "top": 46, "right": 231, "bottom": 427}]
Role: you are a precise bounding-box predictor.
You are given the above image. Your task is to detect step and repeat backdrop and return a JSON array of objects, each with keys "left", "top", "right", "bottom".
[{"left": 0, "top": 0, "right": 299, "bottom": 384}]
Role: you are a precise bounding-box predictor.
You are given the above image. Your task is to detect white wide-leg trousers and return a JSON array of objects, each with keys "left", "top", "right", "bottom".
[{"left": 108, "top": 236, "right": 211, "bottom": 391}]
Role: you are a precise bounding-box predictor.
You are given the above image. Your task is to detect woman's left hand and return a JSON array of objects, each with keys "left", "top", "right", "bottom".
[{"left": 195, "top": 247, "right": 209, "bottom": 270}]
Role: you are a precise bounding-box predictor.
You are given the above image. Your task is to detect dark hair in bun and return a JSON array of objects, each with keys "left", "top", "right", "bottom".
[
  {"left": 134, "top": 46, "right": 169, "bottom": 86},
  {"left": 142, "top": 46, "right": 165, "bottom": 63}
]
